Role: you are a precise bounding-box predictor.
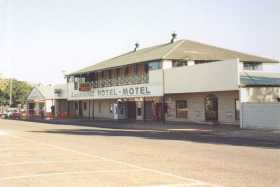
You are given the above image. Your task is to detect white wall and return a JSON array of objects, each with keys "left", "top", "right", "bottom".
[
  {"left": 241, "top": 103, "right": 280, "bottom": 129},
  {"left": 94, "top": 100, "right": 114, "bottom": 119},
  {"left": 164, "top": 59, "right": 240, "bottom": 94},
  {"left": 166, "top": 91, "right": 239, "bottom": 124}
]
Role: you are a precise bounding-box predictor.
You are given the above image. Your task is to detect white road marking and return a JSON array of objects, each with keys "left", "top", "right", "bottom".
[
  {"left": 141, "top": 183, "right": 196, "bottom": 187},
  {"left": 0, "top": 169, "right": 141, "bottom": 181},
  {"left": 0, "top": 159, "right": 103, "bottom": 166},
  {"left": 141, "top": 181, "right": 215, "bottom": 187},
  {"left": 0, "top": 147, "right": 57, "bottom": 151},
  {"left": 7, "top": 134, "right": 222, "bottom": 187}
]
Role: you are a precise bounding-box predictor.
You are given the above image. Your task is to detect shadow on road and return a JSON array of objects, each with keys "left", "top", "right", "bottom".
[{"left": 28, "top": 127, "right": 280, "bottom": 149}]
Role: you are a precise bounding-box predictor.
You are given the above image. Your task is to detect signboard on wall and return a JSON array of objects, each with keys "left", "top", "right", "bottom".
[
  {"left": 79, "top": 83, "right": 91, "bottom": 92},
  {"left": 68, "top": 84, "right": 163, "bottom": 100}
]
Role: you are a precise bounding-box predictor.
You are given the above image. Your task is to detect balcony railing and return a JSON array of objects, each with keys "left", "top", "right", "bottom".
[{"left": 86, "top": 74, "right": 149, "bottom": 88}]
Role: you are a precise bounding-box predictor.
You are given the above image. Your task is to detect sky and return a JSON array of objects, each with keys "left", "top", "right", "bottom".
[{"left": 0, "top": 0, "right": 279, "bottom": 84}]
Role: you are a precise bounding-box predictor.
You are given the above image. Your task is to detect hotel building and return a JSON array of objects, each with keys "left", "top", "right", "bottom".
[{"left": 60, "top": 37, "right": 280, "bottom": 127}]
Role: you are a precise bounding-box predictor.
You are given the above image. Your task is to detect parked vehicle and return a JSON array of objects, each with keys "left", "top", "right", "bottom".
[{"left": 1, "top": 108, "right": 19, "bottom": 119}]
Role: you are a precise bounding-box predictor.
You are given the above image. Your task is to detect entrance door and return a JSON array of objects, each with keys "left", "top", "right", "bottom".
[
  {"left": 127, "top": 101, "right": 136, "bottom": 119},
  {"left": 144, "top": 101, "right": 153, "bottom": 120},
  {"left": 205, "top": 94, "right": 218, "bottom": 121}
]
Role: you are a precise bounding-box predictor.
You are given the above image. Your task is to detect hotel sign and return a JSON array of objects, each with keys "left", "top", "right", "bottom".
[
  {"left": 97, "top": 86, "right": 151, "bottom": 97},
  {"left": 69, "top": 84, "right": 162, "bottom": 100}
]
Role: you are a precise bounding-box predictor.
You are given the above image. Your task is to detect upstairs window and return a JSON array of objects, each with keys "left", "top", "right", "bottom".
[
  {"left": 108, "top": 70, "right": 112, "bottom": 79},
  {"left": 124, "top": 66, "right": 129, "bottom": 76},
  {"left": 144, "top": 63, "right": 149, "bottom": 73},
  {"left": 132, "top": 64, "right": 139, "bottom": 74},
  {"left": 243, "top": 62, "right": 262, "bottom": 71},
  {"left": 172, "top": 60, "right": 188, "bottom": 67},
  {"left": 116, "top": 68, "right": 120, "bottom": 78},
  {"left": 148, "top": 61, "right": 161, "bottom": 71}
]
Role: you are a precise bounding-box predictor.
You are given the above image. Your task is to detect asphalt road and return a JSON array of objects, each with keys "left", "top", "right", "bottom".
[{"left": 0, "top": 119, "right": 279, "bottom": 187}]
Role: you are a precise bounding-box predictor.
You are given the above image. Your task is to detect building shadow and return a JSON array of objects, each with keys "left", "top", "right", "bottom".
[{"left": 28, "top": 127, "right": 280, "bottom": 149}]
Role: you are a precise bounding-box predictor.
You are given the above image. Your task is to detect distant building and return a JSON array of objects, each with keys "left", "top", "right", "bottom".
[{"left": 27, "top": 84, "right": 67, "bottom": 118}]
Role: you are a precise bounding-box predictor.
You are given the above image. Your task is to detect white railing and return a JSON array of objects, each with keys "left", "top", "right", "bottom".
[{"left": 74, "top": 74, "right": 149, "bottom": 88}]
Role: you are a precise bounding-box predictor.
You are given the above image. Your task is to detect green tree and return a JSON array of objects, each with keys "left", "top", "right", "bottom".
[
  {"left": 0, "top": 90, "right": 9, "bottom": 105},
  {"left": 0, "top": 78, "right": 32, "bottom": 107}
]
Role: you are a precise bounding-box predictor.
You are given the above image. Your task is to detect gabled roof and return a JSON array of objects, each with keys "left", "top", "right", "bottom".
[
  {"left": 27, "top": 85, "right": 54, "bottom": 101},
  {"left": 70, "top": 39, "right": 278, "bottom": 75}
]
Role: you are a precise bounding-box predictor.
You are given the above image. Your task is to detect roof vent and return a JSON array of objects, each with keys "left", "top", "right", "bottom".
[
  {"left": 134, "top": 43, "right": 139, "bottom": 52},
  {"left": 170, "top": 32, "right": 177, "bottom": 43}
]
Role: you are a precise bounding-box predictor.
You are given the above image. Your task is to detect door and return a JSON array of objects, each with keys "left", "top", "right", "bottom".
[
  {"left": 144, "top": 101, "right": 153, "bottom": 120},
  {"left": 127, "top": 101, "right": 136, "bottom": 119},
  {"left": 205, "top": 94, "right": 218, "bottom": 121},
  {"left": 78, "top": 101, "right": 83, "bottom": 117}
]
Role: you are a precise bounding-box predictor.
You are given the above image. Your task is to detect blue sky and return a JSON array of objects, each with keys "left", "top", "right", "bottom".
[{"left": 0, "top": 0, "right": 279, "bottom": 84}]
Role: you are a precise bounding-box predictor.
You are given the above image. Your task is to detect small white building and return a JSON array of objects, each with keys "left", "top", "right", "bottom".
[
  {"left": 27, "top": 84, "right": 55, "bottom": 118},
  {"left": 27, "top": 84, "right": 68, "bottom": 118}
]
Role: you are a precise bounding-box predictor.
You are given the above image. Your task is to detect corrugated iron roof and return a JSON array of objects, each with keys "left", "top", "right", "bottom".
[
  {"left": 70, "top": 39, "right": 278, "bottom": 75},
  {"left": 240, "top": 71, "right": 280, "bottom": 86}
]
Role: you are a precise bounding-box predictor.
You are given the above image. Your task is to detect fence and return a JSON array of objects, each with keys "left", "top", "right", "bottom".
[{"left": 241, "top": 103, "right": 280, "bottom": 130}]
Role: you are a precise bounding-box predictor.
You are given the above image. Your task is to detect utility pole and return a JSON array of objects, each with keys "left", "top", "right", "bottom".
[
  {"left": 3, "top": 0, "right": 12, "bottom": 107},
  {"left": 9, "top": 78, "right": 13, "bottom": 106}
]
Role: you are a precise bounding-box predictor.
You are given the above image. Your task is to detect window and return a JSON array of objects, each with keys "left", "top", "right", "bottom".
[
  {"left": 83, "top": 102, "right": 87, "bottom": 110},
  {"left": 116, "top": 68, "right": 120, "bottom": 78},
  {"left": 102, "top": 71, "right": 106, "bottom": 79},
  {"left": 74, "top": 102, "right": 78, "bottom": 110},
  {"left": 137, "top": 107, "right": 142, "bottom": 116},
  {"left": 124, "top": 66, "right": 129, "bottom": 76},
  {"left": 108, "top": 70, "right": 112, "bottom": 79},
  {"left": 243, "top": 62, "right": 262, "bottom": 70},
  {"left": 235, "top": 99, "right": 240, "bottom": 121},
  {"left": 172, "top": 60, "right": 188, "bottom": 67},
  {"left": 144, "top": 63, "right": 149, "bottom": 73},
  {"left": 133, "top": 64, "right": 138, "bottom": 74},
  {"left": 148, "top": 61, "right": 161, "bottom": 71},
  {"left": 176, "top": 100, "right": 188, "bottom": 118}
]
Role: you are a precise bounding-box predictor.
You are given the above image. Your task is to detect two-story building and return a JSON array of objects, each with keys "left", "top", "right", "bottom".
[{"left": 65, "top": 37, "right": 280, "bottom": 126}]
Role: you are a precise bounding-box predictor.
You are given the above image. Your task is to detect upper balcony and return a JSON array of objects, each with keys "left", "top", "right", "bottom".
[
  {"left": 92, "top": 73, "right": 149, "bottom": 88},
  {"left": 69, "top": 61, "right": 163, "bottom": 90},
  {"left": 67, "top": 68, "right": 164, "bottom": 100}
]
